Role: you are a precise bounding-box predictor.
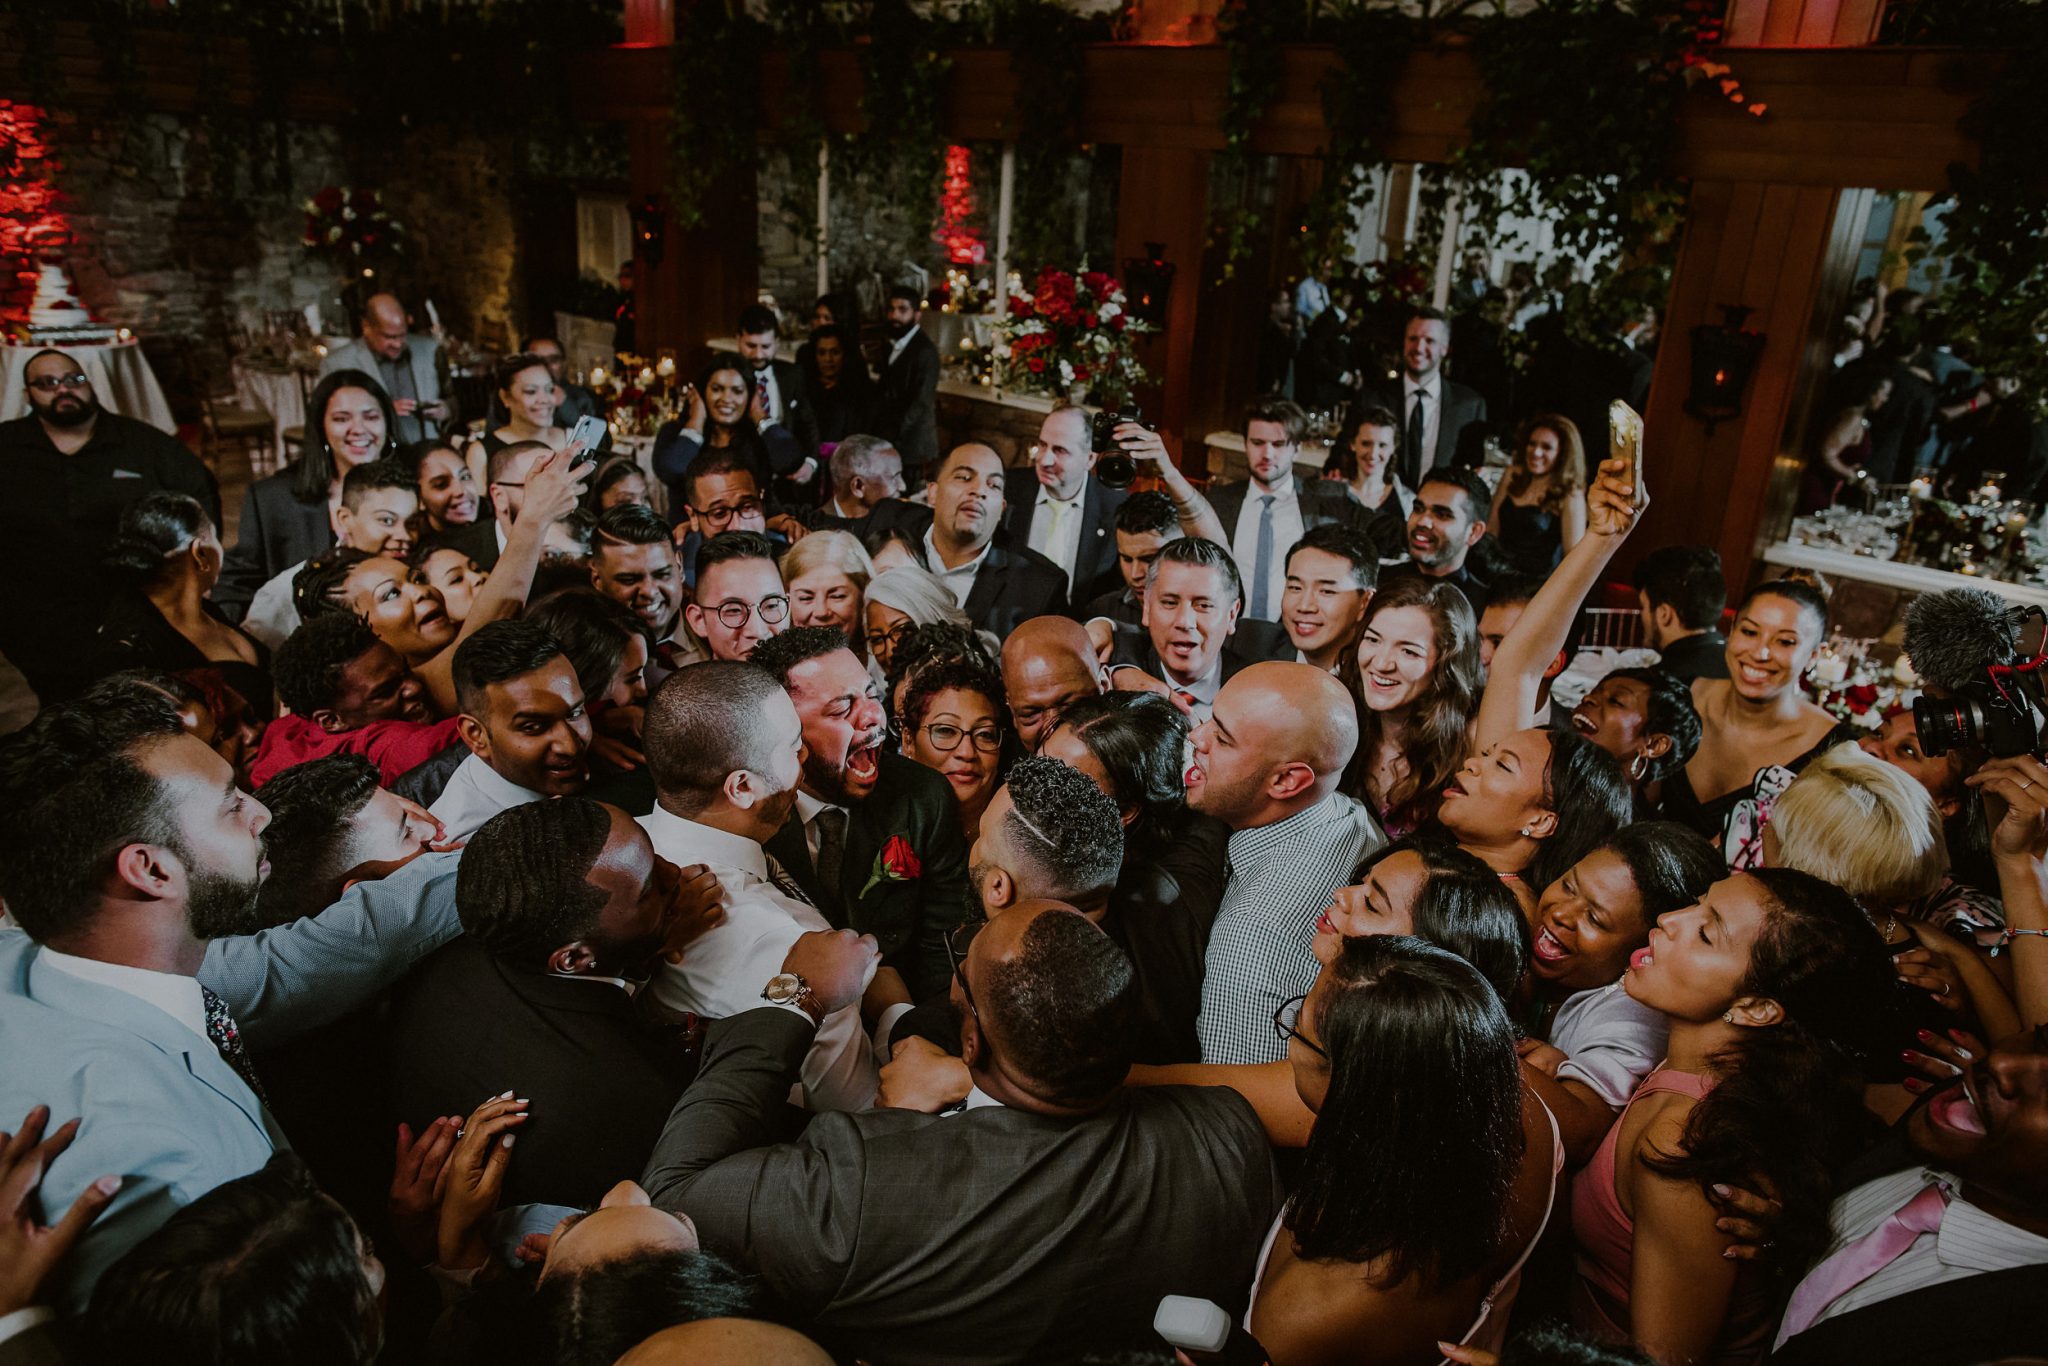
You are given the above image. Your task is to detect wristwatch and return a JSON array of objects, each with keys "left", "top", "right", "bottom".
[{"left": 761, "top": 971, "right": 825, "bottom": 1024}]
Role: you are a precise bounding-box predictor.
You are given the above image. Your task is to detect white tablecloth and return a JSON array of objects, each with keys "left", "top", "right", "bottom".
[
  {"left": 0, "top": 339, "right": 176, "bottom": 433},
  {"left": 232, "top": 361, "right": 310, "bottom": 459},
  {"left": 1763, "top": 540, "right": 2048, "bottom": 610}
]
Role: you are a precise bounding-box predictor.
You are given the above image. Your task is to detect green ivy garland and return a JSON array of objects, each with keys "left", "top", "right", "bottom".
[{"left": 1210, "top": 0, "right": 1291, "bottom": 280}]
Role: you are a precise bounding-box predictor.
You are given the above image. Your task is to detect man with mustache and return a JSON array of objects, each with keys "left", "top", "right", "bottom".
[
  {"left": 752, "top": 626, "right": 970, "bottom": 1001},
  {"left": 922, "top": 443, "right": 1068, "bottom": 640},
  {"left": 2, "top": 349, "right": 219, "bottom": 701}
]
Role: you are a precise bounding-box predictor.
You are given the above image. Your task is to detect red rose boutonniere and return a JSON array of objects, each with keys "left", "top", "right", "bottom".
[{"left": 859, "top": 836, "right": 922, "bottom": 899}]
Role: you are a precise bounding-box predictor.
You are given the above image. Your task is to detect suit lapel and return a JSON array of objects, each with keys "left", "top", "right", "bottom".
[
  {"left": 763, "top": 815, "right": 822, "bottom": 905},
  {"left": 26, "top": 955, "right": 275, "bottom": 1142},
  {"left": 962, "top": 544, "right": 1006, "bottom": 625}
]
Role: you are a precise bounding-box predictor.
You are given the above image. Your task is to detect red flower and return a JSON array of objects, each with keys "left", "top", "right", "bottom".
[
  {"left": 312, "top": 186, "right": 344, "bottom": 215},
  {"left": 1081, "top": 270, "right": 1113, "bottom": 297},
  {"left": 859, "top": 835, "right": 922, "bottom": 898},
  {"left": 1026, "top": 356, "right": 1046, "bottom": 374},
  {"left": 1844, "top": 683, "right": 1880, "bottom": 714}
]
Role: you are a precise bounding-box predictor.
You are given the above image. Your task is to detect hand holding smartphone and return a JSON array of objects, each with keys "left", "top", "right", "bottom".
[{"left": 1608, "top": 399, "right": 1646, "bottom": 508}]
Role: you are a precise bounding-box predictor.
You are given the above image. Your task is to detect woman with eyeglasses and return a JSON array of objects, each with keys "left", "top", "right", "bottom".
[
  {"left": 899, "top": 657, "right": 1008, "bottom": 840},
  {"left": 864, "top": 564, "right": 983, "bottom": 677}
]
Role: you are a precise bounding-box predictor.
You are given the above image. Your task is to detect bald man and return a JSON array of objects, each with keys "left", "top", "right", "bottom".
[
  {"left": 923, "top": 443, "right": 1069, "bottom": 639},
  {"left": 634, "top": 896, "right": 1280, "bottom": 1363},
  {"left": 320, "top": 291, "right": 454, "bottom": 443},
  {"left": 1001, "top": 615, "right": 1109, "bottom": 752},
  {"left": 618, "top": 1320, "right": 833, "bottom": 1366},
  {"left": 1190, "top": 661, "right": 1382, "bottom": 1064}
]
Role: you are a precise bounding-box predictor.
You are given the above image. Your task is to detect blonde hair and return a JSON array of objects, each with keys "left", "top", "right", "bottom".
[
  {"left": 1770, "top": 742, "right": 1947, "bottom": 907},
  {"left": 865, "top": 563, "right": 973, "bottom": 633},
  {"left": 778, "top": 529, "right": 874, "bottom": 593}
]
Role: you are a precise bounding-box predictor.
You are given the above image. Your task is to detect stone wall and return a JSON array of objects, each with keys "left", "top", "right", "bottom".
[{"left": 43, "top": 108, "right": 531, "bottom": 395}]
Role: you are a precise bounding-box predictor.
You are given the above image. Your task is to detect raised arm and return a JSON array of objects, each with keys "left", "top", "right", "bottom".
[
  {"left": 1968, "top": 755, "right": 2048, "bottom": 1029},
  {"left": 1126, "top": 1059, "right": 1313, "bottom": 1147},
  {"left": 1474, "top": 455, "right": 1643, "bottom": 750},
  {"left": 413, "top": 445, "right": 591, "bottom": 714},
  {"left": 1117, "top": 422, "right": 1230, "bottom": 545}
]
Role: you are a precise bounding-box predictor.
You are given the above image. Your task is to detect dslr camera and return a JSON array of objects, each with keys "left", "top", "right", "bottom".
[
  {"left": 1090, "top": 409, "right": 1154, "bottom": 490},
  {"left": 1908, "top": 597, "right": 2048, "bottom": 758}
]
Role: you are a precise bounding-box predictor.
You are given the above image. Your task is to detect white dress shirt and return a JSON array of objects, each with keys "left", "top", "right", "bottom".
[
  {"left": 1028, "top": 479, "right": 1088, "bottom": 590},
  {"left": 40, "top": 949, "right": 210, "bottom": 1043},
  {"left": 887, "top": 327, "right": 918, "bottom": 367},
  {"left": 242, "top": 559, "right": 306, "bottom": 650},
  {"left": 1405, "top": 371, "right": 1445, "bottom": 477},
  {"left": 1549, "top": 979, "right": 1668, "bottom": 1109},
  {"left": 1781, "top": 1166, "right": 2048, "bottom": 1343},
  {"left": 1161, "top": 650, "right": 1226, "bottom": 725},
  {"left": 428, "top": 751, "right": 545, "bottom": 842},
  {"left": 922, "top": 527, "right": 992, "bottom": 610},
  {"left": 1229, "top": 480, "right": 1303, "bottom": 622},
  {"left": 637, "top": 805, "right": 877, "bottom": 1112}
]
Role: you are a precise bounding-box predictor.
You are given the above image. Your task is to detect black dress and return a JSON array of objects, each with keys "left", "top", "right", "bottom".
[
  {"left": 90, "top": 589, "right": 275, "bottom": 714},
  {"left": 1496, "top": 499, "right": 1563, "bottom": 576},
  {"left": 1662, "top": 720, "right": 1858, "bottom": 845}
]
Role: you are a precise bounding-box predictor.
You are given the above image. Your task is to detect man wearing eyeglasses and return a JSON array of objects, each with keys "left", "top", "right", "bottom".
[
  {"left": 674, "top": 456, "right": 812, "bottom": 589},
  {"left": 2, "top": 348, "right": 219, "bottom": 701},
  {"left": 684, "top": 532, "right": 791, "bottom": 663},
  {"left": 752, "top": 626, "right": 970, "bottom": 1002}
]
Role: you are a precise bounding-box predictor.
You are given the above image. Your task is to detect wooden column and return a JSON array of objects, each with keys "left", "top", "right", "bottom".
[
  {"left": 1113, "top": 145, "right": 1211, "bottom": 461},
  {"left": 1632, "top": 179, "right": 1864, "bottom": 586}
]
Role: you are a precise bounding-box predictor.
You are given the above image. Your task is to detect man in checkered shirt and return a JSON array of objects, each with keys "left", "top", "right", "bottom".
[{"left": 1191, "top": 660, "right": 1382, "bottom": 1064}]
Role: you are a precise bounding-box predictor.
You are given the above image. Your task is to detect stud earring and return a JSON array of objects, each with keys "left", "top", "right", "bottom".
[
  {"left": 1723, "top": 1011, "right": 1735, "bottom": 1024},
  {"left": 1519, "top": 826, "right": 1533, "bottom": 838}
]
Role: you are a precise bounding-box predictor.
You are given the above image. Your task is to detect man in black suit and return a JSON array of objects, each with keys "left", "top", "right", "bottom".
[
  {"left": 385, "top": 798, "right": 714, "bottom": 1211},
  {"left": 720, "top": 303, "right": 820, "bottom": 486},
  {"left": 750, "top": 627, "right": 971, "bottom": 1000},
  {"left": 1358, "top": 306, "right": 1489, "bottom": 486},
  {"left": 1106, "top": 537, "right": 1290, "bottom": 722},
  {"left": 1004, "top": 405, "right": 1128, "bottom": 605},
  {"left": 1295, "top": 286, "right": 1359, "bottom": 410},
  {"left": 1632, "top": 544, "right": 1730, "bottom": 683},
  {"left": 1379, "top": 466, "right": 1495, "bottom": 616},
  {"left": 873, "top": 282, "right": 941, "bottom": 482},
  {"left": 1769, "top": 1025, "right": 2048, "bottom": 1364},
  {"left": 1202, "top": 399, "right": 1366, "bottom": 624},
  {"left": 999, "top": 615, "right": 1111, "bottom": 754},
  {"left": 923, "top": 443, "right": 1068, "bottom": 640},
  {"left": 627, "top": 899, "right": 1281, "bottom": 1365}
]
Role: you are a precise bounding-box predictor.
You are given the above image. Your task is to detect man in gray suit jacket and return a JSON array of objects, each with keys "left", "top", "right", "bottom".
[
  {"left": 320, "top": 293, "right": 454, "bottom": 445},
  {"left": 0, "top": 688, "right": 465, "bottom": 1312},
  {"left": 559, "top": 900, "right": 1282, "bottom": 1364}
]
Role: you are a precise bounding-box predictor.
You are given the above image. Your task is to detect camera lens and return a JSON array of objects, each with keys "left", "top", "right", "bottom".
[
  {"left": 1911, "top": 693, "right": 1976, "bottom": 757},
  {"left": 1097, "top": 453, "right": 1137, "bottom": 489}
]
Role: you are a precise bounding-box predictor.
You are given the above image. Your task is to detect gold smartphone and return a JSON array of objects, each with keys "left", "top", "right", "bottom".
[{"left": 1609, "top": 400, "right": 1646, "bottom": 507}]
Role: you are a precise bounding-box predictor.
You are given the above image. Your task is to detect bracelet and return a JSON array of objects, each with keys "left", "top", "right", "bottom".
[{"left": 1988, "top": 925, "right": 2048, "bottom": 957}]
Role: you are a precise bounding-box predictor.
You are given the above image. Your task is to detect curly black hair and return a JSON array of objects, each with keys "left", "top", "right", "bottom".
[
  {"left": 998, "top": 755, "right": 1124, "bottom": 905},
  {"left": 273, "top": 615, "right": 382, "bottom": 717}
]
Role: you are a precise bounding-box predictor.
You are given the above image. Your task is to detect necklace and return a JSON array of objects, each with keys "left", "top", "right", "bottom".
[{"left": 1881, "top": 914, "right": 1902, "bottom": 942}]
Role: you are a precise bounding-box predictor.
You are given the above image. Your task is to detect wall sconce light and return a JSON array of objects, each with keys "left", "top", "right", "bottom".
[
  {"left": 1123, "top": 241, "right": 1175, "bottom": 327},
  {"left": 630, "top": 196, "right": 666, "bottom": 268},
  {"left": 1685, "top": 304, "right": 1766, "bottom": 435}
]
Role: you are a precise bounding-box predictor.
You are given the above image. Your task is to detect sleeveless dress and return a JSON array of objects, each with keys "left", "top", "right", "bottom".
[
  {"left": 1569, "top": 1067, "right": 1774, "bottom": 1364},
  {"left": 1248, "top": 1098, "right": 1565, "bottom": 1362},
  {"left": 1662, "top": 721, "right": 1856, "bottom": 849},
  {"left": 1497, "top": 500, "right": 1563, "bottom": 576}
]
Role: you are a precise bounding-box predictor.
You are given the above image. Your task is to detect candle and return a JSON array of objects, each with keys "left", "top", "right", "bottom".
[
  {"left": 656, "top": 356, "right": 676, "bottom": 378},
  {"left": 1909, "top": 477, "right": 1932, "bottom": 500},
  {"left": 1979, "top": 483, "right": 2002, "bottom": 503},
  {"left": 590, "top": 366, "right": 608, "bottom": 388},
  {"left": 1893, "top": 655, "right": 1918, "bottom": 687},
  {"left": 1959, "top": 561, "right": 1981, "bottom": 576},
  {"left": 638, "top": 366, "right": 655, "bottom": 386}
]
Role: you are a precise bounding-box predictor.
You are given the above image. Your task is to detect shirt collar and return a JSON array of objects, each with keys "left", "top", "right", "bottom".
[
  {"left": 923, "top": 526, "right": 992, "bottom": 579},
  {"left": 1165, "top": 646, "right": 1226, "bottom": 699},
  {"left": 458, "top": 751, "right": 546, "bottom": 809},
  {"left": 1925, "top": 1171, "right": 2048, "bottom": 1270},
  {"left": 794, "top": 790, "right": 845, "bottom": 826},
  {"left": 1227, "top": 790, "right": 1346, "bottom": 863},
  {"left": 639, "top": 804, "right": 769, "bottom": 881},
  {"left": 1036, "top": 477, "right": 1085, "bottom": 509},
  {"left": 39, "top": 948, "right": 210, "bottom": 1043},
  {"left": 1406, "top": 371, "right": 1443, "bottom": 400},
  {"left": 889, "top": 329, "right": 917, "bottom": 360}
]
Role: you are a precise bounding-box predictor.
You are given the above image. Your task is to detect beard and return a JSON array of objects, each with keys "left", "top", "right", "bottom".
[
  {"left": 183, "top": 864, "right": 268, "bottom": 939},
  {"left": 887, "top": 317, "right": 917, "bottom": 340},
  {"left": 35, "top": 394, "right": 98, "bottom": 429}
]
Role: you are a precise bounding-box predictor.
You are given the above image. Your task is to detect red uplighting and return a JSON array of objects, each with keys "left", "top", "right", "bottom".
[
  {"left": 934, "top": 143, "right": 986, "bottom": 266},
  {"left": 0, "top": 100, "right": 68, "bottom": 326}
]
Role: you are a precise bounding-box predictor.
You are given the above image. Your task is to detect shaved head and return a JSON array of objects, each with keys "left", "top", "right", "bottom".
[
  {"left": 1000, "top": 616, "right": 1104, "bottom": 752},
  {"left": 616, "top": 1319, "right": 833, "bottom": 1366},
  {"left": 1186, "top": 661, "right": 1358, "bottom": 828}
]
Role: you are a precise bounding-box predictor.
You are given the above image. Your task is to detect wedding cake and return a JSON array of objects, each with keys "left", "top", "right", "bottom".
[{"left": 27, "top": 261, "right": 119, "bottom": 343}]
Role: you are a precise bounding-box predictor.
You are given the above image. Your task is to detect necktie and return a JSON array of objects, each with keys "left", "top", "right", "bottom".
[
  {"left": 811, "top": 807, "right": 848, "bottom": 925},
  {"left": 202, "top": 985, "right": 268, "bottom": 1105},
  {"left": 764, "top": 853, "right": 817, "bottom": 909},
  {"left": 1776, "top": 1181, "right": 1950, "bottom": 1345},
  {"left": 755, "top": 370, "right": 772, "bottom": 421},
  {"left": 1406, "top": 387, "right": 1429, "bottom": 486},
  {"left": 1249, "top": 494, "right": 1276, "bottom": 620}
]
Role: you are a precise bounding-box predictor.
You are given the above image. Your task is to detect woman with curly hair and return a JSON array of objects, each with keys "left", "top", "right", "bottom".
[
  {"left": 1490, "top": 412, "right": 1587, "bottom": 577},
  {"left": 1347, "top": 574, "right": 1483, "bottom": 839}
]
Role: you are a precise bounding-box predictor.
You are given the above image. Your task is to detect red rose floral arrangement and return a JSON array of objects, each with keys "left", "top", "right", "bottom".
[
  {"left": 302, "top": 186, "right": 407, "bottom": 261},
  {"left": 993, "top": 266, "right": 1154, "bottom": 407}
]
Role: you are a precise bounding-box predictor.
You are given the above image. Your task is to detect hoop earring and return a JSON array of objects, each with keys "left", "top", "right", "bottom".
[{"left": 1629, "top": 753, "right": 1650, "bottom": 782}]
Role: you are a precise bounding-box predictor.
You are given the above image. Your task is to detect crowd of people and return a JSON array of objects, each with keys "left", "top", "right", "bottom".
[{"left": 0, "top": 286, "right": 2045, "bottom": 1366}]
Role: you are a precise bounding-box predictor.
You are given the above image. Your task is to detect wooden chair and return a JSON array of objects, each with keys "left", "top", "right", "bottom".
[
  {"left": 198, "top": 364, "right": 278, "bottom": 477},
  {"left": 281, "top": 367, "right": 317, "bottom": 464}
]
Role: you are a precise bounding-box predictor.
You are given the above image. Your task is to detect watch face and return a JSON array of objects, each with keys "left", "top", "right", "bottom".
[{"left": 762, "top": 972, "right": 803, "bottom": 1004}]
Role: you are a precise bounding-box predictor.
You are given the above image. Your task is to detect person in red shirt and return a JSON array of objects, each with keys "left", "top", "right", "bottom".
[{"left": 250, "top": 613, "right": 461, "bottom": 788}]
